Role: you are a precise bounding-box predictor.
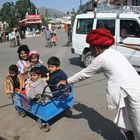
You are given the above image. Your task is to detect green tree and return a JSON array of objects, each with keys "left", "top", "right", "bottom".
[
  {"left": 0, "top": 0, "right": 37, "bottom": 31},
  {"left": 70, "top": 8, "right": 77, "bottom": 26},
  {"left": 15, "top": 0, "right": 36, "bottom": 20},
  {"left": 0, "top": 2, "right": 17, "bottom": 32}
]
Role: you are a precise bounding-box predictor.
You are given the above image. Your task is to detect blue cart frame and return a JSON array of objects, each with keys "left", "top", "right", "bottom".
[{"left": 12, "top": 85, "right": 74, "bottom": 131}]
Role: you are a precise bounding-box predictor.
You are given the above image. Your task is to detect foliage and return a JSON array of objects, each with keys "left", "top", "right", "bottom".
[
  {"left": 42, "top": 17, "right": 49, "bottom": 26},
  {"left": 70, "top": 8, "right": 77, "bottom": 26},
  {"left": 0, "top": 0, "right": 37, "bottom": 31},
  {"left": 15, "top": 0, "right": 36, "bottom": 20}
]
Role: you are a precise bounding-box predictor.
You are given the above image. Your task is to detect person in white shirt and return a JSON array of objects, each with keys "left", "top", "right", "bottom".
[
  {"left": 8, "top": 30, "right": 16, "bottom": 47},
  {"left": 67, "top": 28, "right": 140, "bottom": 140},
  {"left": 12, "top": 30, "right": 16, "bottom": 47}
]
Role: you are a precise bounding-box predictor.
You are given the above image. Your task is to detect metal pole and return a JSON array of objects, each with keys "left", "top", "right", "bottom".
[
  {"left": 80, "top": 0, "right": 82, "bottom": 6},
  {"left": 80, "top": 0, "right": 83, "bottom": 13},
  {"left": 28, "top": 0, "right": 31, "bottom": 8},
  {"left": 28, "top": 0, "right": 31, "bottom": 13}
]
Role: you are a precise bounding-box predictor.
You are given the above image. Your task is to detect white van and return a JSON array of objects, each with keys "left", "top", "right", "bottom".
[{"left": 71, "top": 6, "right": 140, "bottom": 71}]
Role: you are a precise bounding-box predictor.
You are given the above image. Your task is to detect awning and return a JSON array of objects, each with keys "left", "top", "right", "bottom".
[{"left": 19, "top": 14, "right": 42, "bottom": 25}]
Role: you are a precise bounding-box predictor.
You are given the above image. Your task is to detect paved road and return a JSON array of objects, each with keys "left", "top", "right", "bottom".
[{"left": 0, "top": 29, "right": 125, "bottom": 140}]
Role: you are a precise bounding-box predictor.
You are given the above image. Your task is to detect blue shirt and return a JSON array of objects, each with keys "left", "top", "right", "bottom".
[{"left": 48, "top": 69, "right": 68, "bottom": 92}]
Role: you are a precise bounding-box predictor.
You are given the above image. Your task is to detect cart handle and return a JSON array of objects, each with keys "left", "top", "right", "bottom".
[{"left": 42, "top": 84, "right": 71, "bottom": 99}]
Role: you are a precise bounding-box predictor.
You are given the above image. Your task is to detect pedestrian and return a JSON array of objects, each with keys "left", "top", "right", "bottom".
[
  {"left": 67, "top": 24, "right": 72, "bottom": 46},
  {"left": 0, "top": 30, "right": 2, "bottom": 42},
  {"left": 32, "top": 27, "right": 36, "bottom": 36},
  {"left": 11, "top": 29, "right": 16, "bottom": 47},
  {"left": 51, "top": 33, "right": 58, "bottom": 46},
  {"left": 67, "top": 28, "right": 140, "bottom": 140},
  {"left": 15, "top": 29, "right": 20, "bottom": 46},
  {"left": 43, "top": 26, "right": 52, "bottom": 47},
  {"left": 8, "top": 31, "right": 13, "bottom": 47},
  {"left": 8, "top": 30, "right": 16, "bottom": 47}
]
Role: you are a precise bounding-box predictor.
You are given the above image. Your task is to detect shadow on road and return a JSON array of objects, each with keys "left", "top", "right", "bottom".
[
  {"left": 0, "top": 136, "right": 6, "bottom": 140},
  {"left": 0, "top": 102, "right": 13, "bottom": 109},
  {"left": 72, "top": 102, "right": 125, "bottom": 140},
  {"left": 69, "top": 57, "right": 84, "bottom": 68}
]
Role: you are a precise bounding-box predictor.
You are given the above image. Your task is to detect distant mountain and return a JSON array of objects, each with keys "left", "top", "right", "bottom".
[{"left": 38, "top": 7, "right": 66, "bottom": 18}]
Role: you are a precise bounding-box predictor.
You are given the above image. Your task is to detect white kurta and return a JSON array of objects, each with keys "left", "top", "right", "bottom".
[{"left": 68, "top": 48, "right": 140, "bottom": 139}]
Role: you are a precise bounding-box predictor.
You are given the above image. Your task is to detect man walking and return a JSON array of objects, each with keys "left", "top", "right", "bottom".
[{"left": 43, "top": 26, "right": 52, "bottom": 47}]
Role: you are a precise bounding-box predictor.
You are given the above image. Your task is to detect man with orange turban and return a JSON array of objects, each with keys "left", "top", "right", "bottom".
[{"left": 67, "top": 28, "right": 140, "bottom": 140}]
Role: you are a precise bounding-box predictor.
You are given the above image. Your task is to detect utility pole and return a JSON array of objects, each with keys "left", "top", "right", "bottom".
[
  {"left": 80, "top": 0, "right": 82, "bottom": 7},
  {"left": 80, "top": 0, "right": 83, "bottom": 13},
  {"left": 28, "top": 0, "right": 31, "bottom": 13}
]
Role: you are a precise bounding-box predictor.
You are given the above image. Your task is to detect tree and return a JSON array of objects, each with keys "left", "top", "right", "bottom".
[
  {"left": 0, "top": 2, "right": 17, "bottom": 32},
  {"left": 0, "top": 0, "right": 37, "bottom": 32},
  {"left": 70, "top": 8, "right": 77, "bottom": 26},
  {"left": 15, "top": 0, "right": 36, "bottom": 20}
]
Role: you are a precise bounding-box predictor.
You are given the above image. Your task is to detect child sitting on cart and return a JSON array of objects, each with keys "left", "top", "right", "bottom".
[
  {"left": 24, "top": 50, "right": 48, "bottom": 80},
  {"left": 47, "top": 56, "right": 68, "bottom": 93},
  {"left": 4, "top": 64, "right": 25, "bottom": 98},
  {"left": 26, "top": 67, "right": 51, "bottom": 100}
]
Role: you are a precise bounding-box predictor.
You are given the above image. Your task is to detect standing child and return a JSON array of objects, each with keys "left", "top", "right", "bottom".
[
  {"left": 4, "top": 65, "right": 25, "bottom": 98},
  {"left": 26, "top": 67, "right": 51, "bottom": 99},
  {"left": 47, "top": 56, "right": 68, "bottom": 92},
  {"left": 51, "top": 33, "right": 58, "bottom": 46}
]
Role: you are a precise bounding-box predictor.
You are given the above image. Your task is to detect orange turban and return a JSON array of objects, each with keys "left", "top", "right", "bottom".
[{"left": 86, "top": 28, "right": 115, "bottom": 47}]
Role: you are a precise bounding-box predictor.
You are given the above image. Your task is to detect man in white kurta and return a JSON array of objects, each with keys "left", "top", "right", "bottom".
[{"left": 67, "top": 28, "right": 140, "bottom": 140}]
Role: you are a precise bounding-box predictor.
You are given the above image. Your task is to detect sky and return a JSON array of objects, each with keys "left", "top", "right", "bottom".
[{"left": 0, "top": 0, "right": 89, "bottom": 13}]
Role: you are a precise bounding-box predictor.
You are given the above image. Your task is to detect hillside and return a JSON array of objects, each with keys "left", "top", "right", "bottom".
[{"left": 38, "top": 7, "right": 66, "bottom": 18}]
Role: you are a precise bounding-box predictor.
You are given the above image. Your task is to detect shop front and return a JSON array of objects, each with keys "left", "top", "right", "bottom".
[{"left": 19, "top": 13, "right": 42, "bottom": 38}]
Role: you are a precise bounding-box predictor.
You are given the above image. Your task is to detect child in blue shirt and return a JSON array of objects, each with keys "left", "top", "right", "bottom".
[{"left": 47, "top": 56, "right": 67, "bottom": 92}]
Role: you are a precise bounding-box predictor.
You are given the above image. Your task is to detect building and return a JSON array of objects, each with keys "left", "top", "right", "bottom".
[
  {"left": 19, "top": 12, "right": 42, "bottom": 37},
  {"left": 81, "top": 0, "right": 140, "bottom": 13},
  {"left": 109, "top": 0, "right": 140, "bottom": 6},
  {"left": 85, "top": 0, "right": 140, "bottom": 8}
]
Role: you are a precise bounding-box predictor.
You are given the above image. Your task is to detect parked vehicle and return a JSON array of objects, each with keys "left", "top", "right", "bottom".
[{"left": 71, "top": 6, "right": 140, "bottom": 71}]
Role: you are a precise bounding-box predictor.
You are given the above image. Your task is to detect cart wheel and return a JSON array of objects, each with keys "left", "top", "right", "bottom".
[
  {"left": 37, "top": 119, "right": 50, "bottom": 132},
  {"left": 41, "top": 123, "right": 50, "bottom": 132},
  {"left": 18, "top": 109, "right": 26, "bottom": 118},
  {"left": 64, "top": 108, "right": 72, "bottom": 117}
]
